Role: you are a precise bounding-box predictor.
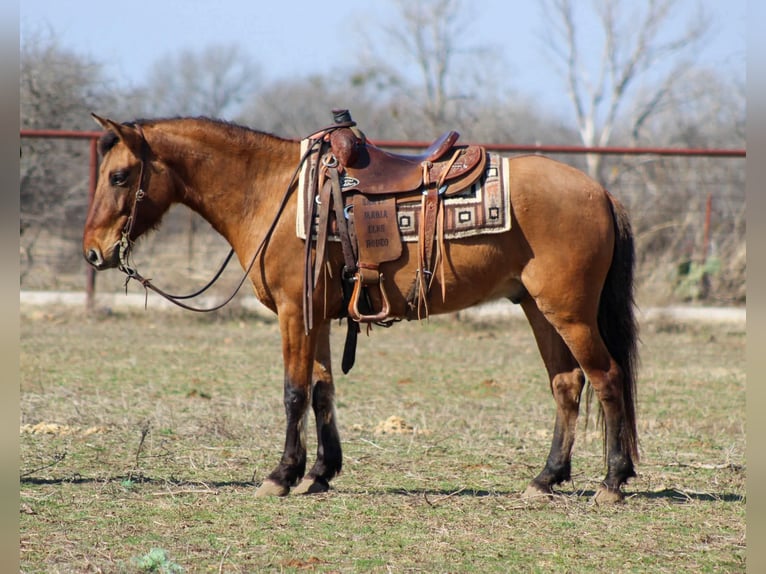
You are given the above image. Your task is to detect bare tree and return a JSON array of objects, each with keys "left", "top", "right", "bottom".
[
  {"left": 144, "top": 44, "right": 261, "bottom": 119},
  {"left": 641, "top": 68, "right": 745, "bottom": 148},
  {"left": 354, "top": 0, "right": 504, "bottom": 135},
  {"left": 238, "top": 75, "right": 373, "bottom": 138},
  {"left": 20, "top": 31, "right": 117, "bottom": 283},
  {"left": 20, "top": 32, "right": 110, "bottom": 233},
  {"left": 541, "top": 0, "right": 711, "bottom": 181},
  {"left": 140, "top": 44, "right": 262, "bottom": 266},
  {"left": 390, "top": 0, "right": 461, "bottom": 127}
]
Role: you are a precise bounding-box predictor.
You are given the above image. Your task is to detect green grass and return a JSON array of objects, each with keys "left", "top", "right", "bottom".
[{"left": 20, "top": 306, "right": 745, "bottom": 572}]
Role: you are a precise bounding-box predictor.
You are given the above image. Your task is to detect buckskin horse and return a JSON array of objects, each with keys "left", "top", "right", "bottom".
[{"left": 82, "top": 113, "right": 639, "bottom": 503}]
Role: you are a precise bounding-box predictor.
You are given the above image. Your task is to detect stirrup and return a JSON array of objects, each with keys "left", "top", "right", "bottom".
[{"left": 348, "top": 265, "right": 391, "bottom": 323}]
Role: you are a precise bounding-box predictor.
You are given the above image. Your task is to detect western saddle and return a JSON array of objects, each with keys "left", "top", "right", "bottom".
[{"left": 302, "top": 109, "right": 487, "bottom": 372}]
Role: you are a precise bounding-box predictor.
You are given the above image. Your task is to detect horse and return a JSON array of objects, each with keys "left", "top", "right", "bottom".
[{"left": 82, "top": 114, "right": 639, "bottom": 503}]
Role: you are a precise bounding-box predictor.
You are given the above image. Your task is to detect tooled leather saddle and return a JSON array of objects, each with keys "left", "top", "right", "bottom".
[{"left": 301, "top": 109, "right": 487, "bottom": 372}]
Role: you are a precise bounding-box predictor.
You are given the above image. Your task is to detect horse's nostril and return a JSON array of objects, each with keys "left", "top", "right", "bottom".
[{"left": 86, "top": 248, "right": 102, "bottom": 266}]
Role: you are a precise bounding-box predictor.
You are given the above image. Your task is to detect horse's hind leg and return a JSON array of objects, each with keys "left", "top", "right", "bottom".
[
  {"left": 541, "top": 313, "right": 636, "bottom": 503},
  {"left": 520, "top": 298, "right": 585, "bottom": 498},
  {"left": 294, "top": 320, "right": 343, "bottom": 494}
]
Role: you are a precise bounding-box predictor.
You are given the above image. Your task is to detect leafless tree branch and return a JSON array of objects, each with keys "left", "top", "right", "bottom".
[{"left": 541, "top": 0, "right": 712, "bottom": 180}]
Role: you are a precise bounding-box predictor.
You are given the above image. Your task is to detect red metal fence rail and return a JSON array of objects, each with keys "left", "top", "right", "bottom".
[
  {"left": 368, "top": 140, "right": 746, "bottom": 158},
  {"left": 20, "top": 129, "right": 746, "bottom": 309}
]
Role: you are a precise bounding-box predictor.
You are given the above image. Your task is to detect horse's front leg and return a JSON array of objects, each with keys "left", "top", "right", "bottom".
[
  {"left": 255, "top": 309, "right": 318, "bottom": 497},
  {"left": 293, "top": 320, "right": 342, "bottom": 494}
]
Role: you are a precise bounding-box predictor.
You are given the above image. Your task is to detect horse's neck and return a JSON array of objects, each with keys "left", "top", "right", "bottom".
[{"left": 155, "top": 125, "right": 298, "bottom": 244}]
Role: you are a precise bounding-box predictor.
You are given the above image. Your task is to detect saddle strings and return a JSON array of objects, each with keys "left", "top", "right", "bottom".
[{"left": 412, "top": 147, "right": 463, "bottom": 319}]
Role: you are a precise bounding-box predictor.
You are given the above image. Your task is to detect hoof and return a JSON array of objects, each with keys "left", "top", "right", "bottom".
[
  {"left": 255, "top": 479, "right": 289, "bottom": 498},
  {"left": 293, "top": 477, "right": 330, "bottom": 495},
  {"left": 593, "top": 485, "right": 625, "bottom": 505},
  {"left": 521, "top": 483, "right": 555, "bottom": 501}
]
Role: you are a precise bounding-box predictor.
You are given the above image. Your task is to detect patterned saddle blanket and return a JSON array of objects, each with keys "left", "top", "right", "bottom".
[{"left": 296, "top": 142, "right": 512, "bottom": 243}]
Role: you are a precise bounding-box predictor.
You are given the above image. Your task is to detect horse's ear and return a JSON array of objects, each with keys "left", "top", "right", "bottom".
[
  {"left": 91, "top": 113, "right": 110, "bottom": 131},
  {"left": 92, "top": 116, "right": 146, "bottom": 158}
]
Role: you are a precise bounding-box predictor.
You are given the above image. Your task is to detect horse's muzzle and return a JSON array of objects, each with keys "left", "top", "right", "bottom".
[{"left": 84, "top": 244, "right": 119, "bottom": 270}]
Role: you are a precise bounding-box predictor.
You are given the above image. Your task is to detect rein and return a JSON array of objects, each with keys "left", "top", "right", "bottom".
[{"left": 117, "top": 126, "right": 329, "bottom": 313}]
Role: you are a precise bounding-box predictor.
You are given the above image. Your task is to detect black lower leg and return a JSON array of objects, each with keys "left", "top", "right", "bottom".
[
  {"left": 602, "top": 419, "right": 636, "bottom": 491},
  {"left": 267, "top": 381, "right": 310, "bottom": 488},
  {"left": 306, "top": 381, "right": 342, "bottom": 485},
  {"left": 531, "top": 369, "right": 583, "bottom": 492},
  {"left": 532, "top": 422, "right": 573, "bottom": 490}
]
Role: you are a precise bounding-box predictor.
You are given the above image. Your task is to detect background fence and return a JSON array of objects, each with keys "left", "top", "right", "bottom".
[{"left": 20, "top": 130, "right": 746, "bottom": 309}]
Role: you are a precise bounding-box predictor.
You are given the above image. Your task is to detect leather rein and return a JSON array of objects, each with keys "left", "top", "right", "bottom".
[{"left": 116, "top": 124, "right": 333, "bottom": 313}]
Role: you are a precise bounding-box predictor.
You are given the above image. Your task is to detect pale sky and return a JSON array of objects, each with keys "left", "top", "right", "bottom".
[{"left": 20, "top": 0, "right": 746, "bottom": 113}]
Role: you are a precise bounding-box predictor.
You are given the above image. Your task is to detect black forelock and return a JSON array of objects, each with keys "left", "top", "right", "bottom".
[
  {"left": 97, "top": 131, "right": 119, "bottom": 157},
  {"left": 96, "top": 120, "right": 144, "bottom": 157}
]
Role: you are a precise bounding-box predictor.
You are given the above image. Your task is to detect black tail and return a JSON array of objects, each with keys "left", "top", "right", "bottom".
[{"left": 591, "top": 193, "right": 640, "bottom": 462}]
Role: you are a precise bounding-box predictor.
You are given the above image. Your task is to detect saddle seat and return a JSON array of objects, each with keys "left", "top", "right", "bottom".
[
  {"left": 329, "top": 128, "right": 485, "bottom": 196},
  {"left": 381, "top": 130, "right": 460, "bottom": 164}
]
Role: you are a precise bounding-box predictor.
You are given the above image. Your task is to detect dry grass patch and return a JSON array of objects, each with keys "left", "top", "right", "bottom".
[{"left": 20, "top": 304, "right": 745, "bottom": 572}]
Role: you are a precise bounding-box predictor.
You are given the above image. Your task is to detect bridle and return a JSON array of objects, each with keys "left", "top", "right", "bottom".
[
  {"left": 117, "top": 124, "right": 149, "bottom": 278},
  {"left": 115, "top": 124, "right": 330, "bottom": 313}
]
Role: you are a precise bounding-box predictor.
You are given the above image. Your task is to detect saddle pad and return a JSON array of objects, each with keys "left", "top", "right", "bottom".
[{"left": 296, "top": 139, "right": 512, "bottom": 242}]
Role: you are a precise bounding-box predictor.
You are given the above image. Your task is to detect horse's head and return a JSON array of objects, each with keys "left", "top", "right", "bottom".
[{"left": 83, "top": 114, "right": 177, "bottom": 270}]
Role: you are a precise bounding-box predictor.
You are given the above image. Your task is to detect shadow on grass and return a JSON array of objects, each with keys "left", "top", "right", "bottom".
[
  {"left": 630, "top": 488, "right": 744, "bottom": 503},
  {"left": 20, "top": 475, "right": 256, "bottom": 489},
  {"left": 382, "top": 486, "right": 744, "bottom": 503},
  {"left": 385, "top": 487, "right": 502, "bottom": 498},
  {"left": 20, "top": 476, "right": 744, "bottom": 504}
]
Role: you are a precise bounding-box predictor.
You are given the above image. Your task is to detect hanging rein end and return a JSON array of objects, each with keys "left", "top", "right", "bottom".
[{"left": 118, "top": 262, "right": 152, "bottom": 310}]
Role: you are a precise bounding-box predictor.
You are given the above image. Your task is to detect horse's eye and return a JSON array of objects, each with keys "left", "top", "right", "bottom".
[{"left": 109, "top": 170, "right": 129, "bottom": 187}]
